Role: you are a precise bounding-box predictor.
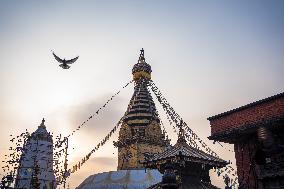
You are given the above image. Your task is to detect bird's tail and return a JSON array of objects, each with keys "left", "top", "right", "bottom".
[{"left": 59, "top": 64, "right": 70, "bottom": 69}]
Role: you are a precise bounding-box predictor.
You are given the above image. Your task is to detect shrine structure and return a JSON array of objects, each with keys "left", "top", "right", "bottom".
[
  {"left": 15, "top": 119, "right": 56, "bottom": 189},
  {"left": 144, "top": 121, "right": 227, "bottom": 189},
  {"left": 77, "top": 49, "right": 228, "bottom": 189},
  {"left": 208, "top": 92, "right": 284, "bottom": 188},
  {"left": 114, "top": 48, "right": 170, "bottom": 170}
]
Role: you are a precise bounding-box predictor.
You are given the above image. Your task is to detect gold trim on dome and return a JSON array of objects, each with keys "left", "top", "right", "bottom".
[
  {"left": 130, "top": 102, "right": 151, "bottom": 107},
  {"left": 125, "top": 113, "right": 153, "bottom": 117},
  {"left": 133, "top": 71, "right": 151, "bottom": 80},
  {"left": 127, "top": 119, "right": 151, "bottom": 124}
]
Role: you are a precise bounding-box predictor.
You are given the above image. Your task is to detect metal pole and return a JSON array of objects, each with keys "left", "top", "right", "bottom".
[{"left": 63, "top": 137, "right": 68, "bottom": 189}]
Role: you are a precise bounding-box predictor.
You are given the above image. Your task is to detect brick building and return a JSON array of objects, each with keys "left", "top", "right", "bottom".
[{"left": 208, "top": 92, "right": 284, "bottom": 188}]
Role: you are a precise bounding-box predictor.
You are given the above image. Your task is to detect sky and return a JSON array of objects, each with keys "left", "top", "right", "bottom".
[{"left": 0, "top": 0, "right": 283, "bottom": 188}]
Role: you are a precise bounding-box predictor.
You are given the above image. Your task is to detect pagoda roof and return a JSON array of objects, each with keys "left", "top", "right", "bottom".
[
  {"left": 146, "top": 139, "right": 227, "bottom": 168},
  {"left": 145, "top": 126, "right": 227, "bottom": 168}
]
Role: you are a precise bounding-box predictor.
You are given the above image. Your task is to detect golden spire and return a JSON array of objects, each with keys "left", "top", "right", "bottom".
[
  {"left": 132, "top": 48, "right": 152, "bottom": 81},
  {"left": 39, "top": 118, "right": 46, "bottom": 128},
  {"left": 138, "top": 48, "right": 146, "bottom": 63},
  {"left": 177, "top": 120, "right": 187, "bottom": 144}
]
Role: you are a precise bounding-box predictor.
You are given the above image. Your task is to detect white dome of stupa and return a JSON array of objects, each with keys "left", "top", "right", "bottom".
[{"left": 76, "top": 169, "right": 162, "bottom": 189}]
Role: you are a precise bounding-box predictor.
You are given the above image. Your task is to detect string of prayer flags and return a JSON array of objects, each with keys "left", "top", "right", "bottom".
[
  {"left": 54, "top": 79, "right": 134, "bottom": 149},
  {"left": 149, "top": 80, "right": 239, "bottom": 187}
]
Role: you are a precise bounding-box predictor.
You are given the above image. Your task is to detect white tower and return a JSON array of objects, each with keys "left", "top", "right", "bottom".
[{"left": 15, "top": 119, "right": 56, "bottom": 189}]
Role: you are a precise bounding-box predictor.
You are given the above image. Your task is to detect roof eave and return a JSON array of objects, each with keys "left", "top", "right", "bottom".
[{"left": 207, "top": 92, "right": 284, "bottom": 121}]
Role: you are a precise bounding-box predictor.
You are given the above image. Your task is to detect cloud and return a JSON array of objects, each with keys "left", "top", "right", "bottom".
[
  {"left": 70, "top": 156, "right": 117, "bottom": 188},
  {"left": 60, "top": 94, "right": 128, "bottom": 188},
  {"left": 67, "top": 94, "right": 128, "bottom": 136}
]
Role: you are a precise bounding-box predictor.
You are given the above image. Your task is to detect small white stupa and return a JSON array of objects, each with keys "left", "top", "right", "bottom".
[{"left": 15, "top": 118, "right": 56, "bottom": 189}]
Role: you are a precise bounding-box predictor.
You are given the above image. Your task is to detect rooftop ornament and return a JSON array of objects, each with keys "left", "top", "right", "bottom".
[
  {"left": 39, "top": 118, "right": 46, "bottom": 128},
  {"left": 132, "top": 48, "right": 152, "bottom": 81}
]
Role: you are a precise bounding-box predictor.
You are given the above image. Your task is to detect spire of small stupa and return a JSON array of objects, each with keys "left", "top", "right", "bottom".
[{"left": 39, "top": 118, "right": 46, "bottom": 128}]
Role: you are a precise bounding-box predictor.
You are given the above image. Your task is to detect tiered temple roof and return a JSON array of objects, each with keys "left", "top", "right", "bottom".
[
  {"left": 146, "top": 124, "right": 227, "bottom": 169},
  {"left": 144, "top": 121, "right": 227, "bottom": 189}
]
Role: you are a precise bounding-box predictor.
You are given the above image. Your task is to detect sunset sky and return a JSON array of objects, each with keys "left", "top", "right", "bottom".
[{"left": 0, "top": 0, "right": 283, "bottom": 188}]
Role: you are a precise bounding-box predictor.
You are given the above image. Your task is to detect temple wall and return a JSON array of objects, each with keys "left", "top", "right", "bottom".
[
  {"left": 208, "top": 93, "right": 284, "bottom": 188},
  {"left": 117, "top": 143, "right": 164, "bottom": 170},
  {"left": 209, "top": 96, "right": 284, "bottom": 135},
  {"left": 117, "top": 121, "right": 166, "bottom": 170},
  {"left": 118, "top": 123, "right": 132, "bottom": 141},
  {"left": 234, "top": 138, "right": 258, "bottom": 188},
  {"left": 145, "top": 120, "right": 164, "bottom": 139}
]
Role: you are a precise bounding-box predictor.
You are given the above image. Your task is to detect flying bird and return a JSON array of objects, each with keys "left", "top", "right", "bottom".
[{"left": 52, "top": 52, "right": 79, "bottom": 69}]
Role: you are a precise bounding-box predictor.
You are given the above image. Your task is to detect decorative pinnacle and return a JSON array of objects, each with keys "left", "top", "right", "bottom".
[
  {"left": 177, "top": 119, "right": 187, "bottom": 143},
  {"left": 138, "top": 48, "right": 146, "bottom": 63},
  {"left": 39, "top": 118, "right": 46, "bottom": 128},
  {"left": 132, "top": 48, "right": 151, "bottom": 80}
]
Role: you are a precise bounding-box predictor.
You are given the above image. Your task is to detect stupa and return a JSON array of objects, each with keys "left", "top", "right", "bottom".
[
  {"left": 77, "top": 49, "right": 169, "bottom": 189},
  {"left": 77, "top": 49, "right": 227, "bottom": 189},
  {"left": 15, "top": 118, "right": 56, "bottom": 189}
]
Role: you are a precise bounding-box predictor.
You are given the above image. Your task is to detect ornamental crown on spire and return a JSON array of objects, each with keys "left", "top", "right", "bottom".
[
  {"left": 138, "top": 48, "right": 146, "bottom": 63},
  {"left": 177, "top": 120, "right": 187, "bottom": 144},
  {"left": 39, "top": 118, "right": 46, "bottom": 128},
  {"left": 132, "top": 48, "right": 152, "bottom": 81}
]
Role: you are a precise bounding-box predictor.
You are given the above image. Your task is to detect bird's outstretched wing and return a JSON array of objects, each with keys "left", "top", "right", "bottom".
[
  {"left": 66, "top": 56, "right": 79, "bottom": 64},
  {"left": 53, "top": 52, "right": 64, "bottom": 63}
]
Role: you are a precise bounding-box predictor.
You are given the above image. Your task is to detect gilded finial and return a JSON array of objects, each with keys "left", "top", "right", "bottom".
[
  {"left": 138, "top": 48, "right": 145, "bottom": 63},
  {"left": 140, "top": 48, "right": 144, "bottom": 57},
  {"left": 39, "top": 118, "right": 46, "bottom": 128},
  {"left": 177, "top": 119, "right": 187, "bottom": 143},
  {"left": 132, "top": 48, "right": 151, "bottom": 80}
]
